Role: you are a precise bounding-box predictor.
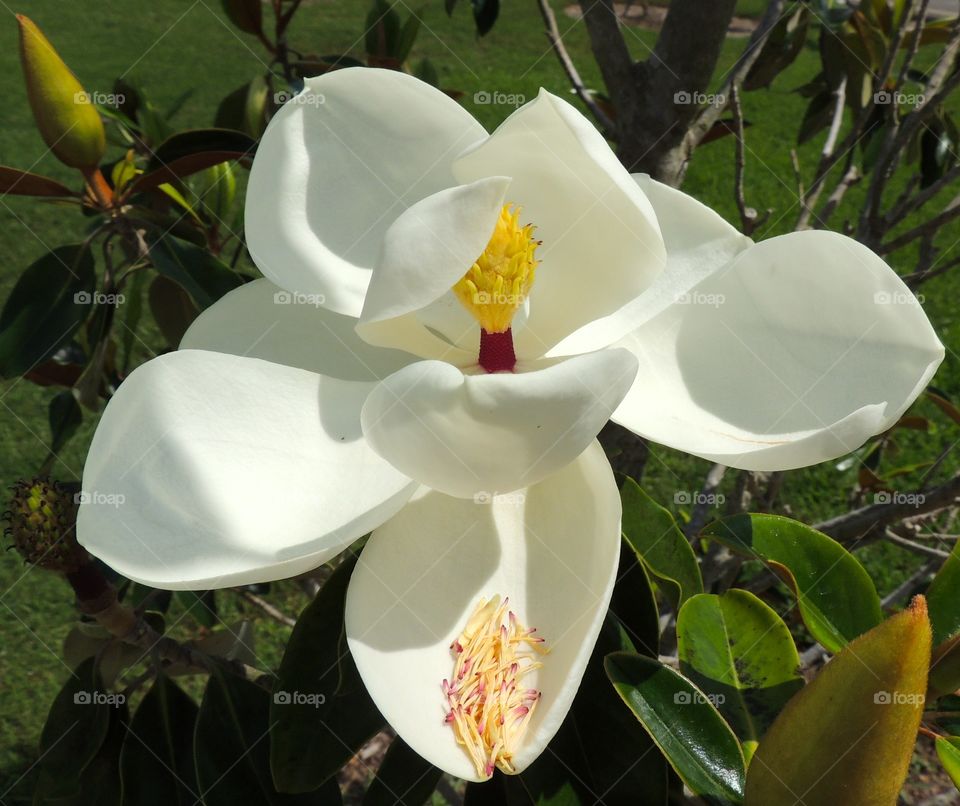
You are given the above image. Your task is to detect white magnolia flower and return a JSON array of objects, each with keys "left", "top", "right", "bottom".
[{"left": 77, "top": 68, "right": 942, "bottom": 781}]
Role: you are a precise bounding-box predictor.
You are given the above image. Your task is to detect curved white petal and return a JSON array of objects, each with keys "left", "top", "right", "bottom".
[
  {"left": 77, "top": 350, "right": 416, "bottom": 589},
  {"left": 181, "top": 278, "right": 417, "bottom": 381},
  {"left": 246, "top": 68, "right": 487, "bottom": 316},
  {"left": 550, "top": 174, "right": 752, "bottom": 356},
  {"left": 356, "top": 177, "right": 510, "bottom": 361},
  {"left": 612, "top": 230, "right": 945, "bottom": 470},
  {"left": 453, "top": 89, "right": 665, "bottom": 358},
  {"left": 360, "top": 349, "right": 638, "bottom": 497},
  {"left": 345, "top": 441, "right": 621, "bottom": 781}
]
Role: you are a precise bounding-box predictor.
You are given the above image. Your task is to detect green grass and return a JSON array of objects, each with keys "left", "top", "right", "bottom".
[{"left": 0, "top": 0, "right": 958, "bottom": 799}]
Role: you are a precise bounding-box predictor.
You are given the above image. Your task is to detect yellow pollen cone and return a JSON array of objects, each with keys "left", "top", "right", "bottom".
[
  {"left": 452, "top": 204, "right": 540, "bottom": 334},
  {"left": 745, "top": 595, "right": 932, "bottom": 805},
  {"left": 17, "top": 15, "right": 106, "bottom": 170}
]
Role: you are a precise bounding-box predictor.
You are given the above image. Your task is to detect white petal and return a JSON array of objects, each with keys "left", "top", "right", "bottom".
[
  {"left": 345, "top": 441, "right": 621, "bottom": 781},
  {"left": 453, "top": 90, "right": 665, "bottom": 358},
  {"left": 245, "top": 68, "right": 486, "bottom": 316},
  {"left": 612, "top": 230, "right": 945, "bottom": 470},
  {"left": 355, "top": 177, "right": 510, "bottom": 361},
  {"left": 181, "top": 278, "right": 417, "bottom": 381},
  {"left": 360, "top": 349, "right": 638, "bottom": 497},
  {"left": 550, "top": 174, "right": 753, "bottom": 355},
  {"left": 76, "top": 350, "right": 416, "bottom": 589}
]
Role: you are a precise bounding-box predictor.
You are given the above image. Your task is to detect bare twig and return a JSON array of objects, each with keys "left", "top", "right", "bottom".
[
  {"left": 883, "top": 528, "right": 952, "bottom": 558},
  {"left": 236, "top": 589, "right": 296, "bottom": 627},
  {"left": 796, "top": 76, "right": 847, "bottom": 229},
  {"left": 538, "top": 0, "right": 615, "bottom": 134}
]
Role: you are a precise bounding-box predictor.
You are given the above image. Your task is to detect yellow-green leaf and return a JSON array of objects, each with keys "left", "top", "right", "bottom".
[
  {"left": 936, "top": 736, "right": 960, "bottom": 791},
  {"left": 745, "top": 596, "right": 932, "bottom": 805}
]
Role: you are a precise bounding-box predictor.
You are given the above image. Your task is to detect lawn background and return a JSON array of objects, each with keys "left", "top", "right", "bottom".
[{"left": 0, "top": 0, "right": 958, "bottom": 799}]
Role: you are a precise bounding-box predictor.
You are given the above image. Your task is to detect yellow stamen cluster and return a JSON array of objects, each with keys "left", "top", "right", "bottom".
[
  {"left": 442, "top": 595, "right": 547, "bottom": 779},
  {"left": 452, "top": 204, "right": 541, "bottom": 334}
]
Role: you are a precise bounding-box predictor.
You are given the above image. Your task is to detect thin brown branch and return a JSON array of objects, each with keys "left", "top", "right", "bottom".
[
  {"left": 796, "top": 76, "right": 848, "bottom": 229},
  {"left": 538, "top": 0, "right": 615, "bottom": 134}
]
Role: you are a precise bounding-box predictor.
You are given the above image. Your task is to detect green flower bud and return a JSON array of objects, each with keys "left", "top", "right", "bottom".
[
  {"left": 17, "top": 15, "right": 106, "bottom": 170},
  {"left": 4, "top": 478, "right": 87, "bottom": 572}
]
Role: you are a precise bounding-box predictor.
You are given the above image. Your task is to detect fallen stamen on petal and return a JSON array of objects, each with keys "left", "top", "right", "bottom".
[{"left": 443, "top": 595, "right": 547, "bottom": 779}]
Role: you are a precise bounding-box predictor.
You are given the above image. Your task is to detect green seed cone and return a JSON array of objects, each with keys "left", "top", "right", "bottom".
[
  {"left": 17, "top": 15, "right": 106, "bottom": 170},
  {"left": 4, "top": 478, "right": 86, "bottom": 572}
]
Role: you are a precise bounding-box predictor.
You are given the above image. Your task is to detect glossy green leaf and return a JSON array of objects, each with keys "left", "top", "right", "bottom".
[
  {"left": 745, "top": 597, "right": 931, "bottom": 804},
  {"left": 271, "top": 556, "right": 384, "bottom": 793},
  {"left": 677, "top": 590, "right": 803, "bottom": 742},
  {"left": 930, "top": 634, "right": 960, "bottom": 698},
  {"left": 149, "top": 235, "right": 246, "bottom": 311},
  {"left": 362, "top": 737, "right": 441, "bottom": 805},
  {"left": 120, "top": 673, "right": 199, "bottom": 805},
  {"left": 605, "top": 652, "right": 745, "bottom": 803},
  {"left": 571, "top": 616, "right": 669, "bottom": 803},
  {"left": 214, "top": 76, "right": 271, "bottom": 139},
  {"left": 928, "top": 541, "right": 960, "bottom": 645},
  {"left": 743, "top": 5, "right": 809, "bottom": 91},
  {"left": 0, "top": 244, "right": 95, "bottom": 378},
  {"left": 797, "top": 89, "right": 835, "bottom": 144},
  {"left": 473, "top": 0, "right": 499, "bottom": 35},
  {"left": 34, "top": 656, "right": 113, "bottom": 799},
  {"left": 195, "top": 665, "right": 336, "bottom": 805},
  {"left": 149, "top": 274, "right": 199, "bottom": 348},
  {"left": 610, "top": 538, "right": 660, "bottom": 656},
  {"left": 936, "top": 736, "right": 960, "bottom": 790},
  {"left": 620, "top": 476, "right": 703, "bottom": 610},
  {"left": 703, "top": 513, "right": 882, "bottom": 652}
]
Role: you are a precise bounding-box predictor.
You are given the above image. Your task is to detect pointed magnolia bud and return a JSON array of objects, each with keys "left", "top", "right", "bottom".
[
  {"left": 4, "top": 478, "right": 87, "bottom": 572},
  {"left": 17, "top": 15, "right": 106, "bottom": 170}
]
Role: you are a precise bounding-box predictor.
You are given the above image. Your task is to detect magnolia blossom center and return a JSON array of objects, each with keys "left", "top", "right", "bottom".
[
  {"left": 442, "top": 595, "right": 546, "bottom": 779},
  {"left": 452, "top": 204, "right": 540, "bottom": 338}
]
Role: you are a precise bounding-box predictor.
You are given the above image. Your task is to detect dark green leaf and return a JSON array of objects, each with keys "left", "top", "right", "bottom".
[
  {"left": 120, "top": 673, "right": 199, "bottom": 805},
  {"left": 610, "top": 538, "right": 660, "bottom": 657},
  {"left": 362, "top": 737, "right": 441, "bottom": 805},
  {"left": 620, "top": 476, "right": 703, "bottom": 610},
  {"left": 34, "top": 657, "right": 114, "bottom": 799},
  {"left": 221, "top": 0, "right": 263, "bottom": 35},
  {"left": 605, "top": 652, "right": 745, "bottom": 803},
  {"left": 132, "top": 128, "right": 256, "bottom": 194},
  {"left": 148, "top": 274, "right": 200, "bottom": 348},
  {"left": 798, "top": 90, "right": 835, "bottom": 145},
  {"left": 48, "top": 390, "right": 82, "bottom": 455},
  {"left": 744, "top": 5, "right": 809, "bottom": 91},
  {"left": 175, "top": 589, "right": 218, "bottom": 628},
  {"left": 149, "top": 235, "right": 246, "bottom": 311},
  {"left": 570, "top": 616, "right": 669, "bottom": 803},
  {"left": 676, "top": 590, "right": 803, "bottom": 743},
  {"left": 0, "top": 244, "right": 95, "bottom": 378},
  {"left": 928, "top": 540, "right": 960, "bottom": 645},
  {"left": 472, "top": 0, "right": 499, "bottom": 35},
  {"left": 195, "top": 665, "right": 336, "bottom": 805},
  {"left": 271, "top": 556, "right": 384, "bottom": 793},
  {"left": 703, "top": 513, "right": 882, "bottom": 652},
  {"left": 215, "top": 76, "right": 271, "bottom": 140}
]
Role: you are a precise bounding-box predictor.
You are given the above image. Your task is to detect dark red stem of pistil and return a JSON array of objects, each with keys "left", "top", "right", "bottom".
[{"left": 479, "top": 328, "right": 516, "bottom": 373}]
